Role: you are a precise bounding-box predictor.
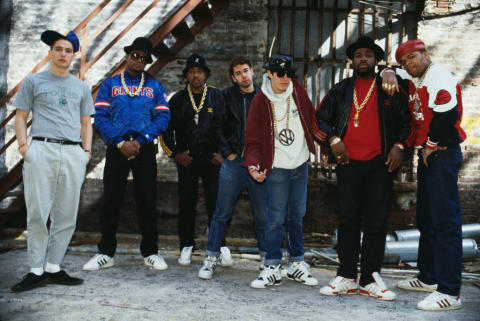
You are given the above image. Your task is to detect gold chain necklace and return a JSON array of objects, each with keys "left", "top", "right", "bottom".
[
  {"left": 187, "top": 84, "right": 208, "bottom": 125},
  {"left": 121, "top": 70, "right": 144, "bottom": 97},
  {"left": 412, "top": 63, "right": 432, "bottom": 116},
  {"left": 353, "top": 78, "right": 376, "bottom": 127},
  {"left": 270, "top": 96, "right": 295, "bottom": 146}
]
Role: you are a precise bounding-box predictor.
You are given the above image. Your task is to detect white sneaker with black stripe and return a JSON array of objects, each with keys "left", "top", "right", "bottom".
[
  {"left": 417, "top": 291, "right": 462, "bottom": 311},
  {"left": 251, "top": 264, "right": 282, "bottom": 289},
  {"left": 397, "top": 278, "right": 437, "bottom": 292},
  {"left": 144, "top": 254, "right": 168, "bottom": 270},
  {"left": 83, "top": 254, "right": 114, "bottom": 271},
  {"left": 198, "top": 256, "right": 218, "bottom": 280},
  {"left": 287, "top": 261, "right": 318, "bottom": 286}
]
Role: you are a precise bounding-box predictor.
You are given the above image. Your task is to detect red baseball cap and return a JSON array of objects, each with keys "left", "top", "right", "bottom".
[{"left": 395, "top": 39, "right": 426, "bottom": 63}]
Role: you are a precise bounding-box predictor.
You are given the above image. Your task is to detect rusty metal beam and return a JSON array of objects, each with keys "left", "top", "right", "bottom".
[
  {"left": 0, "top": 0, "right": 112, "bottom": 108},
  {"left": 0, "top": 160, "right": 23, "bottom": 202}
]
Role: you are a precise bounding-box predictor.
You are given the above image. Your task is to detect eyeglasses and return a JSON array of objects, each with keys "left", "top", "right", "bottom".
[{"left": 130, "top": 52, "right": 149, "bottom": 63}]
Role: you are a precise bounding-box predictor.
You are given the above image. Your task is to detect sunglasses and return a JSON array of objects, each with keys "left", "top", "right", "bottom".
[
  {"left": 130, "top": 52, "right": 149, "bottom": 63},
  {"left": 275, "top": 70, "right": 295, "bottom": 78}
]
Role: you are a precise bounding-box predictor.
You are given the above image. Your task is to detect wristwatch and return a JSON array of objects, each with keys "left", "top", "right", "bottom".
[{"left": 117, "top": 141, "right": 125, "bottom": 149}]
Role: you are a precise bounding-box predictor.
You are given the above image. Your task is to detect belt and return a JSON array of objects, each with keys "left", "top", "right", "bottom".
[{"left": 32, "top": 137, "right": 81, "bottom": 145}]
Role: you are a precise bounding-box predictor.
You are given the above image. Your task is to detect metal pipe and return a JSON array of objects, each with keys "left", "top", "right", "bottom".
[
  {"left": 332, "top": 224, "right": 480, "bottom": 247},
  {"left": 384, "top": 238, "right": 478, "bottom": 263},
  {"left": 394, "top": 223, "right": 480, "bottom": 242}
]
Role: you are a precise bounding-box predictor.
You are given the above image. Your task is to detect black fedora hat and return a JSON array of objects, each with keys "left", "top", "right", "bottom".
[
  {"left": 124, "top": 37, "right": 153, "bottom": 64},
  {"left": 346, "top": 36, "right": 385, "bottom": 61},
  {"left": 41, "top": 30, "right": 80, "bottom": 53},
  {"left": 183, "top": 53, "right": 210, "bottom": 76}
]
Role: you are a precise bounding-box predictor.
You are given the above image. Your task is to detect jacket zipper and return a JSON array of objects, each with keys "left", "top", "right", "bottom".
[{"left": 241, "top": 97, "right": 246, "bottom": 157}]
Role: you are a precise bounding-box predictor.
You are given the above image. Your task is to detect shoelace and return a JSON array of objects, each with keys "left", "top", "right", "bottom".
[
  {"left": 330, "top": 278, "right": 353, "bottom": 291},
  {"left": 203, "top": 257, "right": 217, "bottom": 270}
]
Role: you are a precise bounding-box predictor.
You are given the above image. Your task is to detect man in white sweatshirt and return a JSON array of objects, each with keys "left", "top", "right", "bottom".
[{"left": 243, "top": 55, "right": 318, "bottom": 288}]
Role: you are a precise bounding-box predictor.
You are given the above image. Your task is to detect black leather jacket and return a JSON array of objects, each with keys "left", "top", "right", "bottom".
[
  {"left": 315, "top": 75, "right": 412, "bottom": 161},
  {"left": 160, "top": 85, "right": 224, "bottom": 159},
  {"left": 216, "top": 84, "right": 260, "bottom": 158}
]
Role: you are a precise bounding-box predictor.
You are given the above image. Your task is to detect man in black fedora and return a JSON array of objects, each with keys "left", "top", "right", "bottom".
[
  {"left": 315, "top": 36, "right": 411, "bottom": 300},
  {"left": 160, "top": 53, "right": 232, "bottom": 267},
  {"left": 83, "top": 37, "right": 171, "bottom": 271}
]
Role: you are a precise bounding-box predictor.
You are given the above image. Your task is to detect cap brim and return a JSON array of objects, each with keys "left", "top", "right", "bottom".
[{"left": 41, "top": 30, "right": 66, "bottom": 47}]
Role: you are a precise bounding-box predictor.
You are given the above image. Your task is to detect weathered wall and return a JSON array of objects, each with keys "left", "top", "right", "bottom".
[{"left": 3, "top": 1, "right": 479, "bottom": 243}]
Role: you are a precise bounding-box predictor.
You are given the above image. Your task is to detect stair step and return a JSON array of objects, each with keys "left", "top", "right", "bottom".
[
  {"left": 190, "top": 1, "right": 213, "bottom": 24},
  {"left": 171, "top": 21, "right": 194, "bottom": 40}
]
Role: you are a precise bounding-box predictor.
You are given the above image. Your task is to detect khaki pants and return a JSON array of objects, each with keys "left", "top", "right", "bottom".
[{"left": 23, "top": 140, "right": 89, "bottom": 268}]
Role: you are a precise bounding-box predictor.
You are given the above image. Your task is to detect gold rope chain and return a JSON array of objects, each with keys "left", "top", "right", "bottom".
[
  {"left": 353, "top": 78, "right": 376, "bottom": 127},
  {"left": 413, "top": 63, "right": 433, "bottom": 116},
  {"left": 270, "top": 96, "right": 291, "bottom": 139},
  {"left": 187, "top": 84, "right": 208, "bottom": 115},
  {"left": 121, "top": 70, "right": 145, "bottom": 97}
]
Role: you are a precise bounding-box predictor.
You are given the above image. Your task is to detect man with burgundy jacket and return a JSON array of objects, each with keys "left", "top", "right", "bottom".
[{"left": 243, "top": 55, "right": 318, "bottom": 289}]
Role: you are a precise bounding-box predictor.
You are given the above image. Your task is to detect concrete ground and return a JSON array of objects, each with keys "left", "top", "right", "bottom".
[{"left": 0, "top": 244, "right": 479, "bottom": 321}]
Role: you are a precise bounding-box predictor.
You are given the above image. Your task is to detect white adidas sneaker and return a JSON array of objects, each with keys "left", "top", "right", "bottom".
[
  {"left": 251, "top": 265, "right": 282, "bottom": 289},
  {"left": 178, "top": 246, "right": 193, "bottom": 266},
  {"left": 397, "top": 278, "right": 437, "bottom": 292},
  {"left": 83, "top": 254, "right": 114, "bottom": 271},
  {"left": 219, "top": 246, "right": 233, "bottom": 267},
  {"left": 198, "top": 256, "right": 218, "bottom": 280},
  {"left": 417, "top": 291, "right": 462, "bottom": 311},
  {"left": 144, "top": 254, "right": 168, "bottom": 270},
  {"left": 359, "top": 272, "right": 396, "bottom": 301},
  {"left": 286, "top": 261, "right": 318, "bottom": 286},
  {"left": 319, "top": 276, "right": 358, "bottom": 296}
]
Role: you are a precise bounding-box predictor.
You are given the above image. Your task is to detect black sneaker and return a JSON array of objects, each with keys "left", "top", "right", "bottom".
[
  {"left": 45, "top": 270, "right": 83, "bottom": 286},
  {"left": 11, "top": 273, "right": 47, "bottom": 292}
]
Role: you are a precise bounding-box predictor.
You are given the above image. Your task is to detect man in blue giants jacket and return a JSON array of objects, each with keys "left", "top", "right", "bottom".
[{"left": 83, "top": 37, "right": 171, "bottom": 271}]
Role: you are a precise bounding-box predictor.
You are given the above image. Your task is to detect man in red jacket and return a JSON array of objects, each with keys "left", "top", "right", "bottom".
[{"left": 243, "top": 55, "right": 318, "bottom": 289}]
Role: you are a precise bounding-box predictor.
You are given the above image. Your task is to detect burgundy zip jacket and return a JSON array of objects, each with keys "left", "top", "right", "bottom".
[{"left": 242, "top": 78, "right": 316, "bottom": 173}]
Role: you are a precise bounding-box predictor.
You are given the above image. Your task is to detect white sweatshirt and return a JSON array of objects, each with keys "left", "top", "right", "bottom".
[{"left": 261, "top": 73, "right": 310, "bottom": 169}]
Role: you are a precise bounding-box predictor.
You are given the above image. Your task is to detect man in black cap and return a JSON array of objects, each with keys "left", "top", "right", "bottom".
[
  {"left": 83, "top": 37, "right": 171, "bottom": 271},
  {"left": 315, "top": 36, "right": 411, "bottom": 300},
  {"left": 12, "top": 29, "right": 94, "bottom": 292},
  {"left": 243, "top": 54, "right": 319, "bottom": 289},
  {"left": 160, "top": 53, "right": 231, "bottom": 267}
]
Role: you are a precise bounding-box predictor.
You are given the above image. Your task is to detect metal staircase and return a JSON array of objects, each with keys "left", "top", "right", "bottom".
[{"left": 0, "top": 0, "right": 229, "bottom": 225}]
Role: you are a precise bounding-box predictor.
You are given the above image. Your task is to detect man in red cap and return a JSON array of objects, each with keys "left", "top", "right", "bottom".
[{"left": 382, "top": 39, "right": 466, "bottom": 311}]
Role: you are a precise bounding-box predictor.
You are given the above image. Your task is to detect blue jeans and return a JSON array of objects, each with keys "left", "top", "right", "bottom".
[
  {"left": 264, "top": 162, "right": 308, "bottom": 266},
  {"left": 206, "top": 157, "right": 267, "bottom": 257},
  {"left": 417, "top": 146, "right": 463, "bottom": 296}
]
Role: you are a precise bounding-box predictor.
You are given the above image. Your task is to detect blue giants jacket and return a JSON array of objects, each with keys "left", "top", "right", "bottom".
[{"left": 94, "top": 71, "right": 170, "bottom": 146}]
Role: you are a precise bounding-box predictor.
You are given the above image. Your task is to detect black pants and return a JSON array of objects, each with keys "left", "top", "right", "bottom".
[
  {"left": 98, "top": 143, "right": 158, "bottom": 257},
  {"left": 335, "top": 156, "right": 393, "bottom": 286},
  {"left": 177, "top": 157, "right": 221, "bottom": 250}
]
